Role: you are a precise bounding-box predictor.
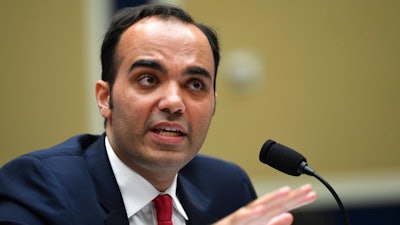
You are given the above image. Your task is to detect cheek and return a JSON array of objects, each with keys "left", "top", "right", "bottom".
[
  {"left": 112, "top": 91, "right": 147, "bottom": 124},
  {"left": 191, "top": 103, "right": 214, "bottom": 135},
  {"left": 114, "top": 84, "right": 147, "bottom": 109}
]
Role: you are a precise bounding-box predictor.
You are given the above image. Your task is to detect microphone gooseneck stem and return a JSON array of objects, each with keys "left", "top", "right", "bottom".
[
  {"left": 310, "top": 171, "right": 352, "bottom": 225},
  {"left": 259, "top": 140, "right": 353, "bottom": 225}
]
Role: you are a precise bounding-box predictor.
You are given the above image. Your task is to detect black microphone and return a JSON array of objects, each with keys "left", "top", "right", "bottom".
[{"left": 259, "top": 139, "right": 352, "bottom": 225}]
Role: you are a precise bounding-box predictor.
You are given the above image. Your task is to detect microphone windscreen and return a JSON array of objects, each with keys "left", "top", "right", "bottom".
[{"left": 259, "top": 140, "right": 307, "bottom": 176}]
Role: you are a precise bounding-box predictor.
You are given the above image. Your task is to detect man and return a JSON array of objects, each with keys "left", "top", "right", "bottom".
[{"left": 0, "top": 4, "right": 316, "bottom": 225}]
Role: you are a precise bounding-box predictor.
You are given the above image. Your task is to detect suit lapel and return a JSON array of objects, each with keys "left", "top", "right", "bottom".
[
  {"left": 83, "top": 134, "right": 220, "bottom": 225},
  {"left": 177, "top": 174, "right": 218, "bottom": 225},
  {"left": 84, "top": 134, "right": 129, "bottom": 225}
]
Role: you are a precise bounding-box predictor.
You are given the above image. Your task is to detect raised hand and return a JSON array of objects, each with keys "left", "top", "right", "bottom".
[{"left": 213, "top": 184, "right": 317, "bottom": 225}]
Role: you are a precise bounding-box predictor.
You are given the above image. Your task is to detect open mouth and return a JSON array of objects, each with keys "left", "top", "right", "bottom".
[{"left": 151, "top": 127, "right": 186, "bottom": 137}]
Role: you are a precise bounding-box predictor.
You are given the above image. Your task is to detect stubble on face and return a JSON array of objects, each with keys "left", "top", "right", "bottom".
[{"left": 104, "top": 17, "right": 216, "bottom": 190}]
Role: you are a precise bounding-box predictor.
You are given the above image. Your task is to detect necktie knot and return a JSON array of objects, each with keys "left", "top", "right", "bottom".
[{"left": 153, "top": 194, "right": 173, "bottom": 225}]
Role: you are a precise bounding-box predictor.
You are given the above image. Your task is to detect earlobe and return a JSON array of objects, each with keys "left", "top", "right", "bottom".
[{"left": 95, "top": 80, "right": 112, "bottom": 119}]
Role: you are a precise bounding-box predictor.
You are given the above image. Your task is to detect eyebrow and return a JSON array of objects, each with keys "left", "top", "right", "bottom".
[
  {"left": 129, "top": 59, "right": 166, "bottom": 73},
  {"left": 129, "top": 59, "right": 211, "bottom": 79},
  {"left": 185, "top": 66, "right": 212, "bottom": 79}
]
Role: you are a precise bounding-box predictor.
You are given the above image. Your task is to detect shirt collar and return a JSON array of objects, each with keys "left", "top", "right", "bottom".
[{"left": 105, "top": 136, "right": 188, "bottom": 220}]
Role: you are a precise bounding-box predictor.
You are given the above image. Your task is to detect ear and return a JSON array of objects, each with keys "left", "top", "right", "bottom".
[
  {"left": 95, "top": 80, "right": 112, "bottom": 119},
  {"left": 213, "top": 92, "right": 217, "bottom": 116}
]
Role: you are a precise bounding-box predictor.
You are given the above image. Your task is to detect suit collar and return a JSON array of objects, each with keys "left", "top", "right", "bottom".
[
  {"left": 84, "top": 134, "right": 129, "bottom": 225},
  {"left": 177, "top": 174, "right": 218, "bottom": 225},
  {"left": 83, "top": 134, "right": 219, "bottom": 225}
]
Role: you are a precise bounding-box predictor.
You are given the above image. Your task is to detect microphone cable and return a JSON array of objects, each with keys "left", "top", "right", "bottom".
[{"left": 259, "top": 139, "right": 352, "bottom": 225}]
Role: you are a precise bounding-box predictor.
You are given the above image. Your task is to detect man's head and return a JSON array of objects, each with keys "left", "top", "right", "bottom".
[
  {"left": 95, "top": 4, "right": 219, "bottom": 189},
  {"left": 100, "top": 4, "right": 220, "bottom": 94}
]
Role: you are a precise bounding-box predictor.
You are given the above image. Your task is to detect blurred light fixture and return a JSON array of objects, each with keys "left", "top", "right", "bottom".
[{"left": 221, "top": 49, "right": 265, "bottom": 94}]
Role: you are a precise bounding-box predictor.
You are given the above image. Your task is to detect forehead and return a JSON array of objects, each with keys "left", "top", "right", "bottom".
[{"left": 116, "top": 17, "right": 215, "bottom": 74}]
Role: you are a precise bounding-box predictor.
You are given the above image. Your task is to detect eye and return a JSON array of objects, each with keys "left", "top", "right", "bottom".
[
  {"left": 137, "top": 74, "right": 158, "bottom": 86},
  {"left": 187, "top": 79, "right": 206, "bottom": 91}
]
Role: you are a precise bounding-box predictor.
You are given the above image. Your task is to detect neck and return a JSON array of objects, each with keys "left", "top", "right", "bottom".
[{"left": 134, "top": 167, "right": 178, "bottom": 192}]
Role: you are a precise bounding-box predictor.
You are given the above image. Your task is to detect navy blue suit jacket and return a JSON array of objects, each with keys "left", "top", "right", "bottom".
[{"left": 0, "top": 134, "right": 257, "bottom": 225}]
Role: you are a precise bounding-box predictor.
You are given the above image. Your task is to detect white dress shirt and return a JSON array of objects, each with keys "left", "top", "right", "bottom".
[{"left": 105, "top": 137, "right": 188, "bottom": 225}]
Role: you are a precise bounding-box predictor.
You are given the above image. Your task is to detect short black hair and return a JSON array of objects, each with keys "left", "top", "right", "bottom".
[{"left": 100, "top": 4, "right": 220, "bottom": 92}]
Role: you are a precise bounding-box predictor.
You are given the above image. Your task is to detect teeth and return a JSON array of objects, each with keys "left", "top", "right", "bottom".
[
  {"left": 154, "top": 127, "right": 183, "bottom": 136},
  {"left": 158, "top": 130, "right": 181, "bottom": 137},
  {"left": 164, "top": 128, "right": 177, "bottom": 132}
]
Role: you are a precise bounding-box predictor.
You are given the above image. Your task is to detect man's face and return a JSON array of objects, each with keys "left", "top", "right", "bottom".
[{"left": 97, "top": 17, "right": 216, "bottom": 176}]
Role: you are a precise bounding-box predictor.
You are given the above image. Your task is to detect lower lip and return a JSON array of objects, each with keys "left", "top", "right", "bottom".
[{"left": 150, "top": 132, "right": 186, "bottom": 144}]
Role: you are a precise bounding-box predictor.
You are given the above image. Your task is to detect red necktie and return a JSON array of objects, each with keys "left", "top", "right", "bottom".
[{"left": 153, "top": 194, "right": 173, "bottom": 225}]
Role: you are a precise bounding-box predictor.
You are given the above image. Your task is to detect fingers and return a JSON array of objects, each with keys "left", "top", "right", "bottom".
[
  {"left": 248, "top": 184, "right": 316, "bottom": 213},
  {"left": 212, "top": 184, "right": 317, "bottom": 225},
  {"left": 244, "top": 184, "right": 316, "bottom": 224},
  {"left": 281, "top": 184, "right": 317, "bottom": 211},
  {"left": 268, "top": 213, "right": 293, "bottom": 225},
  {"left": 247, "top": 186, "right": 292, "bottom": 208}
]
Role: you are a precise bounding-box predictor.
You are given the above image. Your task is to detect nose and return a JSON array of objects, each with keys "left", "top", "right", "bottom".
[{"left": 157, "top": 82, "right": 186, "bottom": 114}]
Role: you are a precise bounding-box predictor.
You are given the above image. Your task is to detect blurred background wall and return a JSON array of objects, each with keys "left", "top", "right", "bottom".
[{"left": 1, "top": 0, "right": 399, "bottom": 224}]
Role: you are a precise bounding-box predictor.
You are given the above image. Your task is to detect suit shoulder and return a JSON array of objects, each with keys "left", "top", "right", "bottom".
[
  {"left": 0, "top": 134, "right": 105, "bottom": 224},
  {"left": 23, "top": 134, "right": 101, "bottom": 159},
  {"left": 184, "top": 154, "right": 244, "bottom": 172},
  {"left": 181, "top": 154, "right": 253, "bottom": 185},
  {"left": 0, "top": 134, "right": 103, "bottom": 177},
  {"left": 179, "top": 154, "right": 257, "bottom": 213},
  {"left": 1, "top": 134, "right": 102, "bottom": 174}
]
